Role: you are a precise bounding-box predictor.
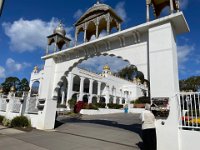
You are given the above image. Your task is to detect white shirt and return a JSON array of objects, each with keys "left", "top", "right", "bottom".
[{"left": 140, "top": 110, "right": 156, "bottom": 130}]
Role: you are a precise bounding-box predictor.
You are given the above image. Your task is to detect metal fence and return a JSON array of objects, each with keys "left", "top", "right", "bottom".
[{"left": 178, "top": 92, "right": 200, "bottom": 130}]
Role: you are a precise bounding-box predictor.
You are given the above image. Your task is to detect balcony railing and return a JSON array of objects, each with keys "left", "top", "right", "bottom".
[{"left": 178, "top": 92, "right": 200, "bottom": 130}]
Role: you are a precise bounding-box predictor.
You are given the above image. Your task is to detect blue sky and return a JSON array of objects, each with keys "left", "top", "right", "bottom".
[{"left": 0, "top": 0, "right": 199, "bottom": 83}]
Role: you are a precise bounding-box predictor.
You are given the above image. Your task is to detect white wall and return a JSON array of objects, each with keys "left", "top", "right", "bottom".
[{"left": 180, "top": 130, "right": 200, "bottom": 150}]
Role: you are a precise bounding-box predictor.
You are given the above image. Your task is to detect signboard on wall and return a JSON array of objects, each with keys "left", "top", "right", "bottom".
[{"left": 151, "top": 97, "right": 170, "bottom": 118}]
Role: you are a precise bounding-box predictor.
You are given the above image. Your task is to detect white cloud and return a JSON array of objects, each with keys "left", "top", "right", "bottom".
[
  {"left": 115, "top": 1, "right": 127, "bottom": 21},
  {"left": 6, "top": 58, "right": 31, "bottom": 72},
  {"left": 78, "top": 56, "right": 129, "bottom": 73},
  {"left": 0, "top": 66, "right": 6, "bottom": 78},
  {"left": 73, "top": 9, "right": 84, "bottom": 20},
  {"left": 2, "top": 18, "right": 73, "bottom": 52},
  {"left": 177, "top": 44, "right": 194, "bottom": 65}
]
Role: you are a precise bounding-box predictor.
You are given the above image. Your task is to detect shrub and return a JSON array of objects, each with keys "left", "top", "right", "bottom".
[
  {"left": 83, "top": 103, "right": 99, "bottom": 110},
  {"left": 96, "top": 103, "right": 106, "bottom": 108},
  {"left": 74, "top": 101, "right": 84, "bottom": 113},
  {"left": 0, "top": 115, "right": 5, "bottom": 124},
  {"left": 11, "top": 116, "right": 31, "bottom": 128},
  {"left": 134, "top": 96, "right": 150, "bottom": 104},
  {"left": 107, "top": 103, "right": 123, "bottom": 109},
  {"left": 68, "top": 99, "right": 77, "bottom": 109},
  {"left": 2, "top": 118, "right": 11, "bottom": 127}
]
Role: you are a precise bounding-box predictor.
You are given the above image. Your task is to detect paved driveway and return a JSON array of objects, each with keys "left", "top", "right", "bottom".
[{"left": 0, "top": 113, "right": 143, "bottom": 150}]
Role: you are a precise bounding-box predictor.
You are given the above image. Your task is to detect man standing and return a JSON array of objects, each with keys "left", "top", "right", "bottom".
[{"left": 140, "top": 104, "right": 157, "bottom": 150}]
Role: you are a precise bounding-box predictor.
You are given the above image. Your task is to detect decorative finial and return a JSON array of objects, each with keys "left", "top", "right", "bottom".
[
  {"left": 10, "top": 86, "right": 15, "bottom": 92},
  {"left": 33, "top": 66, "right": 39, "bottom": 73},
  {"left": 97, "top": 0, "right": 100, "bottom": 4},
  {"left": 0, "top": 86, "right": 3, "bottom": 93}
]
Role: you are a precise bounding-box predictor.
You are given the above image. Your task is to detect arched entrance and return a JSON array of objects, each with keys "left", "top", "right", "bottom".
[
  {"left": 92, "top": 96, "right": 97, "bottom": 104},
  {"left": 83, "top": 95, "right": 89, "bottom": 103}
]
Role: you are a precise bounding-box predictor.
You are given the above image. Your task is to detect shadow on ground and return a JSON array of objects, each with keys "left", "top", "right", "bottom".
[{"left": 54, "top": 114, "right": 143, "bottom": 149}]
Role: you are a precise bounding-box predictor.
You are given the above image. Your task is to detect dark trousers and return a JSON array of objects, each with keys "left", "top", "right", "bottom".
[{"left": 142, "top": 128, "right": 157, "bottom": 150}]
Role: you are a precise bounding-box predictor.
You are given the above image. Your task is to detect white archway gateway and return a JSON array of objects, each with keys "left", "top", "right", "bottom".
[{"left": 28, "top": 2, "right": 190, "bottom": 150}]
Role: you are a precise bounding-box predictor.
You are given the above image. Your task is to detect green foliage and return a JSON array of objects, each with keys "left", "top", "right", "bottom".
[
  {"left": 107, "top": 103, "right": 123, "bottom": 109},
  {"left": 116, "top": 65, "right": 145, "bottom": 83},
  {"left": 11, "top": 116, "right": 31, "bottom": 128},
  {"left": 18, "top": 78, "right": 30, "bottom": 92},
  {"left": 2, "top": 118, "right": 11, "bottom": 127},
  {"left": 83, "top": 103, "right": 99, "bottom": 110},
  {"left": 117, "top": 65, "right": 137, "bottom": 80},
  {"left": 96, "top": 103, "right": 106, "bottom": 108},
  {"left": 134, "top": 96, "right": 150, "bottom": 104},
  {"left": 0, "top": 115, "right": 5, "bottom": 124},
  {"left": 68, "top": 99, "right": 77, "bottom": 109},
  {"left": 1, "top": 77, "right": 30, "bottom": 95},
  {"left": 179, "top": 76, "right": 200, "bottom": 92}
]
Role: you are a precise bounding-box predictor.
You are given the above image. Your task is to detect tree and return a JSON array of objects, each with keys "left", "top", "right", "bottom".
[
  {"left": 18, "top": 78, "right": 30, "bottom": 92},
  {"left": 1, "top": 77, "right": 20, "bottom": 94},
  {"left": 117, "top": 65, "right": 137, "bottom": 80},
  {"left": 179, "top": 76, "right": 200, "bottom": 92},
  {"left": 116, "top": 65, "right": 145, "bottom": 83},
  {"left": 1, "top": 77, "right": 30, "bottom": 95}
]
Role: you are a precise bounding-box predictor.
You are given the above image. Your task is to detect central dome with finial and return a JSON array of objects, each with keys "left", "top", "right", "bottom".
[
  {"left": 103, "top": 64, "right": 110, "bottom": 71},
  {"left": 74, "top": 1, "right": 123, "bottom": 45},
  {"left": 54, "top": 22, "right": 66, "bottom": 36}
]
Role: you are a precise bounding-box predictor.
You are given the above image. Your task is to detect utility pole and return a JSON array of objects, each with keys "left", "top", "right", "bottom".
[{"left": 0, "top": 0, "right": 5, "bottom": 17}]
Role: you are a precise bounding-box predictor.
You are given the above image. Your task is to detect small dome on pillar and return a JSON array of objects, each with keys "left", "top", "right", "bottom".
[
  {"left": 54, "top": 22, "right": 66, "bottom": 36},
  {"left": 10, "top": 86, "right": 15, "bottom": 92},
  {"left": 0, "top": 86, "right": 3, "bottom": 93}
]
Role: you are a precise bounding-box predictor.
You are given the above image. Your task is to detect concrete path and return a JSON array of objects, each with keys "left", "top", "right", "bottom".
[{"left": 0, "top": 113, "right": 143, "bottom": 150}]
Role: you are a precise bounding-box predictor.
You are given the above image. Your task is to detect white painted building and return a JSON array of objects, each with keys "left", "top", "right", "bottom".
[
  {"left": 30, "top": 64, "right": 147, "bottom": 109},
  {"left": 3, "top": 1, "right": 200, "bottom": 150}
]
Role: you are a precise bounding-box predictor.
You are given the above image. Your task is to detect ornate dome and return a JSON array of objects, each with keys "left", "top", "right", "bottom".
[
  {"left": 103, "top": 64, "right": 110, "bottom": 71},
  {"left": 54, "top": 22, "right": 66, "bottom": 36},
  {"left": 75, "top": 2, "right": 122, "bottom": 26}
]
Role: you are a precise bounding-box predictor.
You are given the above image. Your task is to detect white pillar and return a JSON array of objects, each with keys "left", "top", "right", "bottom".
[
  {"left": 105, "top": 85, "right": 109, "bottom": 108},
  {"left": 149, "top": 23, "right": 180, "bottom": 150},
  {"left": 61, "top": 88, "right": 65, "bottom": 105},
  {"left": 75, "top": 29, "right": 78, "bottom": 46},
  {"left": 146, "top": 4, "right": 150, "bottom": 22},
  {"left": 97, "top": 82, "right": 101, "bottom": 95},
  {"left": 79, "top": 77, "right": 85, "bottom": 101},
  {"left": 107, "top": 15, "right": 110, "bottom": 35},
  {"left": 84, "top": 24, "right": 87, "bottom": 43},
  {"left": 170, "top": 0, "right": 174, "bottom": 14},
  {"left": 36, "top": 58, "right": 57, "bottom": 130},
  {"left": 89, "top": 79, "right": 94, "bottom": 103},
  {"left": 67, "top": 73, "right": 74, "bottom": 101},
  {"left": 97, "top": 82, "right": 101, "bottom": 103},
  {"left": 119, "top": 97, "right": 122, "bottom": 104},
  {"left": 96, "top": 22, "right": 99, "bottom": 39},
  {"left": 113, "top": 88, "right": 117, "bottom": 104},
  {"left": 118, "top": 23, "right": 121, "bottom": 32}
]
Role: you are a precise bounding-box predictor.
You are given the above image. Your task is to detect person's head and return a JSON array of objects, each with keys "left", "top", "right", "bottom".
[{"left": 145, "top": 103, "right": 151, "bottom": 110}]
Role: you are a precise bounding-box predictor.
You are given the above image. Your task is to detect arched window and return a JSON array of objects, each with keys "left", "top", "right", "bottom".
[{"left": 31, "top": 81, "right": 40, "bottom": 97}]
